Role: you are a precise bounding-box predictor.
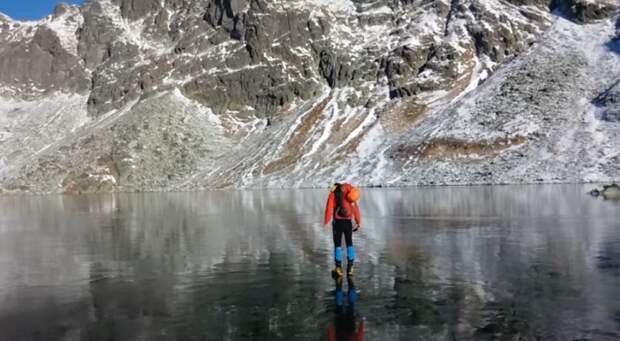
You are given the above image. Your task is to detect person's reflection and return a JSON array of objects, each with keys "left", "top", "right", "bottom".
[{"left": 328, "top": 276, "right": 365, "bottom": 341}]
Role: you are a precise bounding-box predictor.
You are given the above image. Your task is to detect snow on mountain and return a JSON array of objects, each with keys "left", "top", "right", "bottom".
[
  {"left": 0, "top": 0, "right": 618, "bottom": 194},
  {"left": 389, "top": 16, "right": 620, "bottom": 186},
  {"left": 0, "top": 94, "right": 89, "bottom": 178},
  {"left": 44, "top": 4, "right": 83, "bottom": 56}
]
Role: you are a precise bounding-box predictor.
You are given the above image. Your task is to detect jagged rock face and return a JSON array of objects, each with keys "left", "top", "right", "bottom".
[
  {"left": 1, "top": 0, "right": 555, "bottom": 115},
  {"left": 0, "top": 7, "right": 89, "bottom": 97},
  {"left": 0, "top": 26, "right": 89, "bottom": 93},
  {"left": 562, "top": 0, "right": 619, "bottom": 24},
  {"left": 113, "top": 0, "right": 163, "bottom": 20},
  {"left": 182, "top": 1, "right": 323, "bottom": 117},
  {"left": 77, "top": 2, "right": 122, "bottom": 69},
  {"left": 0, "top": 0, "right": 619, "bottom": 193},
  {"left": 203, "top": 0, "right": 248, "bottom": 38}
]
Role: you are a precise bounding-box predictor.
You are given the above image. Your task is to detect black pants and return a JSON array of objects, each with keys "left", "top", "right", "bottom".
[
  {"left": 333, "top": 219, "right": 353, "bottom": 248},
  {"left": 333, "top": 219, "right": 355, "bottom": 265}
]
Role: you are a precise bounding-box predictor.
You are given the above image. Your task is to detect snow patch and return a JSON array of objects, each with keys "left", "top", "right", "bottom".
[
  {"left": 288, "top": 0, "right": 356, "bottom": 14},
  {"left": 44, "top": 6, "right": 83, "bottom": 55},
  {"left": 0, "top": 93, "right": 90, "bottom": 177}
]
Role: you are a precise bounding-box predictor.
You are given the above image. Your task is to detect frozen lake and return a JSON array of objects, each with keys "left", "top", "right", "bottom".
[{"left": 0, "top": 185, "right": 618, "bottom": 340}]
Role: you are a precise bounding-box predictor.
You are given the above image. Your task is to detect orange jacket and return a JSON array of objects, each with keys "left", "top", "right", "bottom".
[{"left": 324, "top": 184, "right": 361, "bottom": 226}]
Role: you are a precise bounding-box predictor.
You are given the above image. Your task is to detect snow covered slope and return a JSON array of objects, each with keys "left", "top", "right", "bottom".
[
  {"left": 0, "top": 0, "right": 618, "bottom": 193},
  {"left": 390, "top": 16, "right": 620, "bottom": 186}
]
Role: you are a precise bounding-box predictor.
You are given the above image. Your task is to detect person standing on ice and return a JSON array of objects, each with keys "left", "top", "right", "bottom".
[{"left": 324, "top": 183, "right": 362, "bottom": 277}]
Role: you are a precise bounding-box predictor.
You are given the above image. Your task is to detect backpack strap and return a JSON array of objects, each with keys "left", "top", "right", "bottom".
[{"left": 333, "top": 183, "right": 349, "bottom": 218}]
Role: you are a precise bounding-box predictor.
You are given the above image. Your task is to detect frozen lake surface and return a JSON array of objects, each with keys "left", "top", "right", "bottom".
[{"left": 0, "top": 185, "right": 619, "bottom": 340}]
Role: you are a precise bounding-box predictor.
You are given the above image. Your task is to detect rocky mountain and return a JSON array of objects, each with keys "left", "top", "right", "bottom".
[{"left": 0, "top": 0, "right": 618, "bottom": 194}]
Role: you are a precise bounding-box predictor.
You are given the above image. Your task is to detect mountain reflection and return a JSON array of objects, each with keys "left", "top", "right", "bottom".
[{"left": 0, "top": 185, "right": 618, "bottom": 340}]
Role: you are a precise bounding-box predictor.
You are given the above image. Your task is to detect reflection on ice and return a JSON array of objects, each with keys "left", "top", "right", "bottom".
[
  {"left": 328, "top": 276, "right": 364, "bottom": 341},
  {"left": 0, "top": 185, "right": 618, "bottom": 340}
]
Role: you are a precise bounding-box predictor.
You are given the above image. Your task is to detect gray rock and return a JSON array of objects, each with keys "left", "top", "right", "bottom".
[
  {"left": 77, "top": 2, "right": 123, "bottom": 69},
  {"left": 0, "top": 26, "right": 89, "bottom": 96},
  {"left": 182, "top": 64, "right": 318, "bottom": 117},
  {"left": 467, "top": 3, "right": 535, "bottom": 63},
  {"left": 318, "top": 50, "right": 356, "bottom": 88},
  {"left": 112, "top": 0, "right": 162, "bottom": 20},
  {"left": 381, "top": 45, "right": 429, "bottom": 98},
  {"left": 204, "top": 0, "right": 248, "bottom": 40}
]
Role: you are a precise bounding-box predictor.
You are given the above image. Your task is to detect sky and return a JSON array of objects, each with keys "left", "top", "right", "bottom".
[{"left": 0, "top": 0, "right": 84, "bottom": 21}]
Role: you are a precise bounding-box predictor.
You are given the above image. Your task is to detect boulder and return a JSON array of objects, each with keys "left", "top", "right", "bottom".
[
  {"left": 589, "top": 184, "right": 620, "bottom": 200},
  {"left": 602, "top": 184, "right": 620, "bottom": 200}
]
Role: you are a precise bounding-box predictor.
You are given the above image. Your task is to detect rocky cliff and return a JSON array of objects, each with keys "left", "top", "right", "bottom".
[{"left": 0, "top": 0, "right": 618, "bottom": 193}]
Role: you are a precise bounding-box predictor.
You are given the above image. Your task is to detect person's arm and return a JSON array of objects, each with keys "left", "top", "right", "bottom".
[
  {"left": 353, "top": 202, "right": 361, "bottom": 228},
  {"left": 324, "top": 193, "right": 334, "bottom": 226}
]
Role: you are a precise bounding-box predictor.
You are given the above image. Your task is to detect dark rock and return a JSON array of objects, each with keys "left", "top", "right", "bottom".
[
  {"left": 572, "top": 0, "right": 618, "bottom": 23},
  {"left": 505, "top": 0, "right": 553, "bottom": 6},
  {"left": 594, "top": 81, "right": 620, "bottom": 122},
  {"left": 204, "top": 0, "right": 248, "bottom": 40},
  {"left": 382, "top": 46, "right": 430, "bottom": 99},
  {"left": 182, "top": 64, "right": 317, "bottom": 116},
  {"left": 554, "top": 0, "right": 619, "bottom": 24},
  {"left": 113, "top": 0, "right": 163, "bottom": 20},
  {"left": 319, "top": 50, "right": 338, "bottom": 87},
  {"left": 467, "top": 6, "right": 532, "bottom": 63},
  {"left": 77, "top": 2, "right": 123, "bottom": 69},
  {"left": 318, "top": 50, "right": 355, "bottom": 88}
]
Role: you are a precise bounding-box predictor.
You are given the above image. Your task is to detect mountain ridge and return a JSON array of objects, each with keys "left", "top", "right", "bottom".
[{"left": 0, "top": 0, "right": 618, "bottom": 194}]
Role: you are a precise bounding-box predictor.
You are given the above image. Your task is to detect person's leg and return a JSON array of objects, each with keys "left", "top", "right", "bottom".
[
  {"left": 343, "top": 220, "right": 355, "bottom": 275},
  {"left": 332, "top": 220, "right": 344, "bottom": 270}
]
